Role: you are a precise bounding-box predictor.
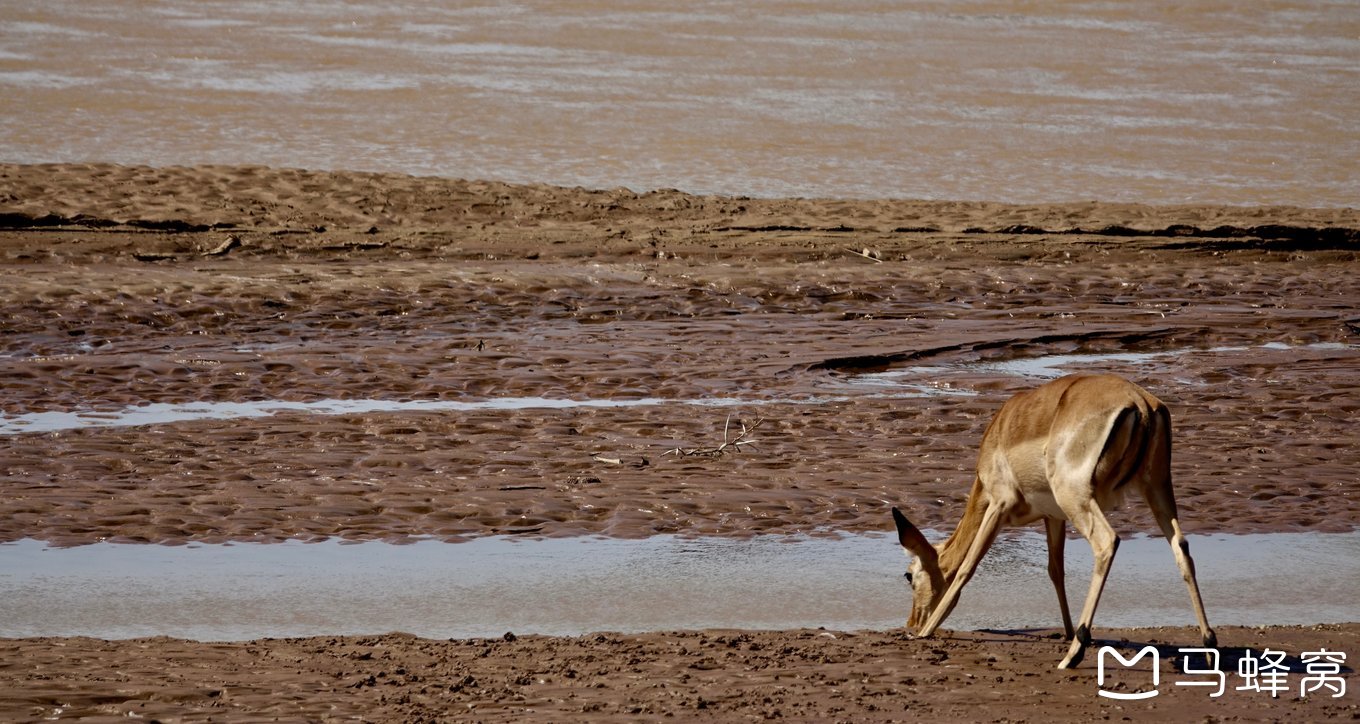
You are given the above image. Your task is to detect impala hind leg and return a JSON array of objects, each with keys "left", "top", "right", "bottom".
[
  {"left": 1144, "top": 479, "right": 1217, "bottom": 649},
  {"left": 1044, "top": 517, "right": 1075, "bottom": 640},
  {"left": 1058, "top": 499, "right": 1119, "bottom": 669}
]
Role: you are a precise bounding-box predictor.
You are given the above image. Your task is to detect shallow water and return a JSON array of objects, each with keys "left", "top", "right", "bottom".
[
  {"left": 2, "top": 1, "right": 1356, "bottom": 205},
  {"left": 0, "top": 395, "right": 761, "bottom": 436},
  {"left": 844, "top": 342, "right": 1360, "bottom": 388},
  {"left": 2, "top": 531, "right": 1355, "bottom": 641},
  {"left": 5, "top": 341, "right": 1353, "bottom": 435}
]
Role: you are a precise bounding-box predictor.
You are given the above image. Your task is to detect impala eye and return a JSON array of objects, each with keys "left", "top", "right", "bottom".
[{"left": 904, "top": 571, "right": 913, "bottom": 583}]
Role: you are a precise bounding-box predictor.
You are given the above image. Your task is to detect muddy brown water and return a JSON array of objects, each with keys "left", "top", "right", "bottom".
[{"left": 3, "top": 1, "right": 1357, "bottom": 205}]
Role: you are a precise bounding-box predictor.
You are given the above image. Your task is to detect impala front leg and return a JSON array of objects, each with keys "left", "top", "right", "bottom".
[{"left": 917, "top": 502, "right": 1005, "bottom": 637}]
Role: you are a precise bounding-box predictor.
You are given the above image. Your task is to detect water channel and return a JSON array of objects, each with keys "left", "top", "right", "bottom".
[{"left": 3, "top": 531, "right": 1355, "bottom": 641}]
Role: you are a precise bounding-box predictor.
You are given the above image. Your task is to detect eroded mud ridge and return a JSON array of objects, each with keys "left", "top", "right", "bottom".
[{"left": 1, "top": 165, "right": 1357, "bottom": 546}]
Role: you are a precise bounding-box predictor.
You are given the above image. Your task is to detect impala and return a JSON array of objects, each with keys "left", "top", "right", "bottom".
[{"left": 892, "top": 373, "right": 1216, "bottom": 668}]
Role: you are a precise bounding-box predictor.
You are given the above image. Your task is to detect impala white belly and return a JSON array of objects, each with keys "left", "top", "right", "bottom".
[{"left": 1018, "top": 488, "right": 1066, "bottom": 520}]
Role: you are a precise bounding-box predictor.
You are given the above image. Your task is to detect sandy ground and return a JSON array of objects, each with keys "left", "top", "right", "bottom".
[
  {"left": 1, "top": 164, "right": 1357, "bottom": 720},
  {"left": 4, "top": 626, "right": 1357, "bottom": 722}
]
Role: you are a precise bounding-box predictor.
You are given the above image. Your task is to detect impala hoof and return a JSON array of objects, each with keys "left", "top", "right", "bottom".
[{"left": 1058, "top": 625, "right": 1090, "bottom": 668}]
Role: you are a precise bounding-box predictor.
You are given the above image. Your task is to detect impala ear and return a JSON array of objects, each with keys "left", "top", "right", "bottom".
[{"left": 892, "top": 507, "right": 937, "bottom": 565}]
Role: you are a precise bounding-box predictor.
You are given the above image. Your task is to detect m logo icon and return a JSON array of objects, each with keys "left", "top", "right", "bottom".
[{"left": 1097, "top": 645, "right": 1160, "bottom": 700}]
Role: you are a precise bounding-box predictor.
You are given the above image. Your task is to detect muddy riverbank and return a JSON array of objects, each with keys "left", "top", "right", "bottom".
[{"left": 1, "top": 164, "right": 1356, "bottom": 720}]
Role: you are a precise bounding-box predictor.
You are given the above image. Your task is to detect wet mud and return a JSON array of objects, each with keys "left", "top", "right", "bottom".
[
  {"left": 1, "top": 164, "right": 1357, "bottom": 720},
  {"left": 3, "top": 626, "right": 1358, "bottom": 722},
  {"left": 1, "top": 167, "right": 1357, "bottom": 545}
]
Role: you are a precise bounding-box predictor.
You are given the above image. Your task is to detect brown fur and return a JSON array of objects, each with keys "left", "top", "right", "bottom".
[{"left": 894, "top": 374, "right": 1215, "bottom": 668}]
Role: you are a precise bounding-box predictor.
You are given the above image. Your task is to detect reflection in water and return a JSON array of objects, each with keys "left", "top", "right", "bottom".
[
  {"left": 1, "top": 531, "right": 1356, "bottom": 641},
  {"left": 1, "top": 1, "right": 1356, "bottom": 205}
]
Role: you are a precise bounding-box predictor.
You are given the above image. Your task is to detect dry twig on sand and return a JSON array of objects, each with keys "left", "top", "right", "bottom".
[
  {"left": 844, "top": 246, "right": 883, "bottom": 263},
  {"left": 664, "top": 415, "right": 764, "bottom": 458}
]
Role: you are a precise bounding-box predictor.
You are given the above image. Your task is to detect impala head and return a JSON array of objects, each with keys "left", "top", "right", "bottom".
[{"left": 892, "top": 507, "right": 945, "bottom": 632}]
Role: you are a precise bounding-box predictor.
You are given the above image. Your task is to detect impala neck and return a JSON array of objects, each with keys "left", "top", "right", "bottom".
[{"left": 935, "top": 477, "right": 987, "bottom": 583}]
